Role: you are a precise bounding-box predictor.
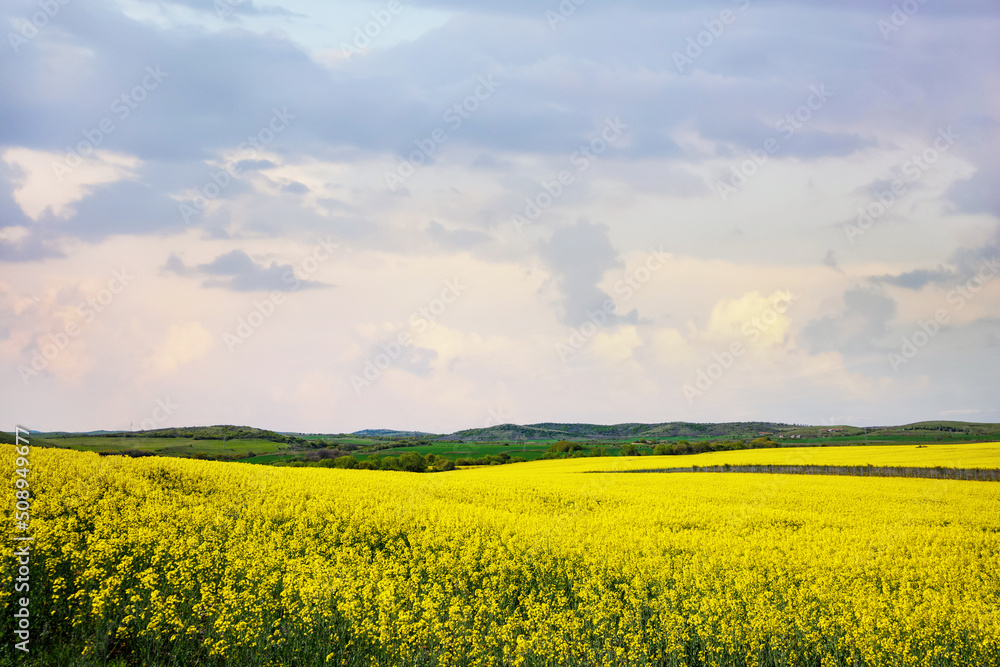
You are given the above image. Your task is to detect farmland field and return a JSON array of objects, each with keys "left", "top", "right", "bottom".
[
  {"left": 38, "top": 435, "right": 290, "bottom": 457},
  {"left": 3, "top": 444, "right": 999, "bottom": 666}
]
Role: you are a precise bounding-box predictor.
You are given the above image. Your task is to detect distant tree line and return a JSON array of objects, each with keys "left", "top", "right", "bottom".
[
  {"left": 608, "top": 463, "right": 1000, "bottom": 482},
  {"left": 651, "top": 437, "right": 780, "bottom": 455},
  {"left": 534, "top": 437, "right": 783, "bottom": 460},
  {"left": 280, "top": 450, "right": 531, "bottom": 472},
  {"left": 134, "top": 426, "right": 308, "bottom": 445},
  {"left": 288, "top": 452, "right": 454, "bottom": 472}
]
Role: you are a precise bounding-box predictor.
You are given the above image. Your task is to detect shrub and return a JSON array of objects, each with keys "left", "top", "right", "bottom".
[
  {"left": 399, "top": 453, "right": 427, "bottom": 473},
  {"left": 334, "top": 455, "right": 359, "bottom": 469},
  {"left": 548, "top": 440, "right": 583, "bottom": 453}
]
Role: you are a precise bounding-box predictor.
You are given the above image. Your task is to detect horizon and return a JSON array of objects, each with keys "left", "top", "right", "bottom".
[{"left": 2, "top": 0, "right": 998, "bottom": 432}]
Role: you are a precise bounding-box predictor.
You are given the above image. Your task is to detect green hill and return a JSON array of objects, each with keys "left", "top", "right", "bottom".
[{"left": 440, "top": 421, "right": 796, "bottom": 442}]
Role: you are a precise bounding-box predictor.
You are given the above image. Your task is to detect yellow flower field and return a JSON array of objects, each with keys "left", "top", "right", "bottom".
[
  {"left": 561, "top": 441, "right": 1000, "bottom": 473},
  {"left": 3, "top": 445, "right": 999, "bottom": 666}
]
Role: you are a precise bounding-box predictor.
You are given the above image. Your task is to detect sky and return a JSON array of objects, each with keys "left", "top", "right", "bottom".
[{"left": 1, "top": 0, "right": 998, "bottom": 434}]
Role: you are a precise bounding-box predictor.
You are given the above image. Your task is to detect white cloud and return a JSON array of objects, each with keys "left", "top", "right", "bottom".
[
  {"left": 2, "top": 148, "right": 139, "bottom": 220},
  {"left": 145, "top": 322, "right": 214, "bottom": 378}
]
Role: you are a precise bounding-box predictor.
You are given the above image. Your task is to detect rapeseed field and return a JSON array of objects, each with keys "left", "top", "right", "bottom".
[{"left": 3, "top": 445, "right": 998, "bottom": 666}]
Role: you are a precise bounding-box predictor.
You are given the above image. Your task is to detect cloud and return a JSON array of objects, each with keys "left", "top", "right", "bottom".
[
  {"left": 234, "top": 159, "right": 277, "bottom": 172},
  {"left": 704, "top": 290, "right": 794, "bottom": 349},
  {"left": 871, "top": 231, "right": 999, "bottom": 290},
  {"left": 1, "top": 148, "right": 139, "bottom": 221},
  {"left": 590, "top": 325, "right": 642, "bottom": 363},
  {"left": 872, "top": 268, "right": 954, "bottom": 290},
  {"left": 649, "top": 328, "right": 691, "bottom": 366},
  {"left": 802, "top": 288, "right": 897, "bottom": 355},
  {"left": 540, "top": 220, "right": 630, "bottom": 327},
  {"left": 165, "top": 249, "right": 329, "bottom": 292},
  {"left": 0, "top": 227, "right": 65, "bottom": 263},
  {"left": 426, "top": 220, "right": 489, "bottom": 250},
  {"left": 281, "top": 181, "right": 310, "bottom": 194},
  {"left": 821, "top": 250, "right": 840, "bottom": 272},
  {"left": 145, "top": 322, "right": 214, "bottom": 377},
  {"left": 2, "top": 0, "right": 999, "bottom": 430},
  {"left": 161, "top": 0, "right": 302, "bottom": 19}
]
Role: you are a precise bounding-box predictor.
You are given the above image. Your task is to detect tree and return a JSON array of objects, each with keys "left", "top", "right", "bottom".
[
  {"left": 619, "top": 443, "right": 639, "bottom": 456},
  {"left": 333, "top": 455, "right": 359, "bottom": 469},
  {"left": 399, "top": 452, "right": 427, "bottom": 473},
  {"left": 548, "top": 440, "right": 583, "bottom": 454}
]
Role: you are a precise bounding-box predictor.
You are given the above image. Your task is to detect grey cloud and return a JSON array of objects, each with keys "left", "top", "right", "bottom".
[
  {"left": 46, "top": 180, "right": 188, "bottom": 240},
  {"left": 282, "top": 181, "right": 310, "bottom": 194},
  {"left": 872, "top": 268, "right": 954, "bottom": 290},
  {"left": 540, "top": 220, "right": 632, "bottom": 327},
  {"left": 426, "top": 221, "right": 489, "bottom": 250},
  {"left": 164, "top": 249, "right": 328, "bottom": 292},
  {"left": 408, "top": 0, "right": 998, "bottom": 15},
  {"left": 0, "top": 0, "right": 994, "bottom": 262},
  {"left": 821, "top": 250, "right": 840, "bottom": 272},
  {"left": 234, "top": 160, "right": 277, "bottom": 172},
  {"left": 162, "top": 252, "right": 190, "bottom": 275},
  {"left": 161, "top": 0, "right": 302, "bottom": 19},
  {"left": 948, "top": 168, "right": 1000, "bottom": 218},
  {"left": 0, "top": 162, "right": 29, "bottom": 230},
  {"left": 872, "top": 231, "right": 1000, "bottom": 290},
  {"left": 802, "top": 287, "right": 897, "bottom": 355},
  {"left": 0, "top": 234, "right": 65, "bottom": 263}
]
